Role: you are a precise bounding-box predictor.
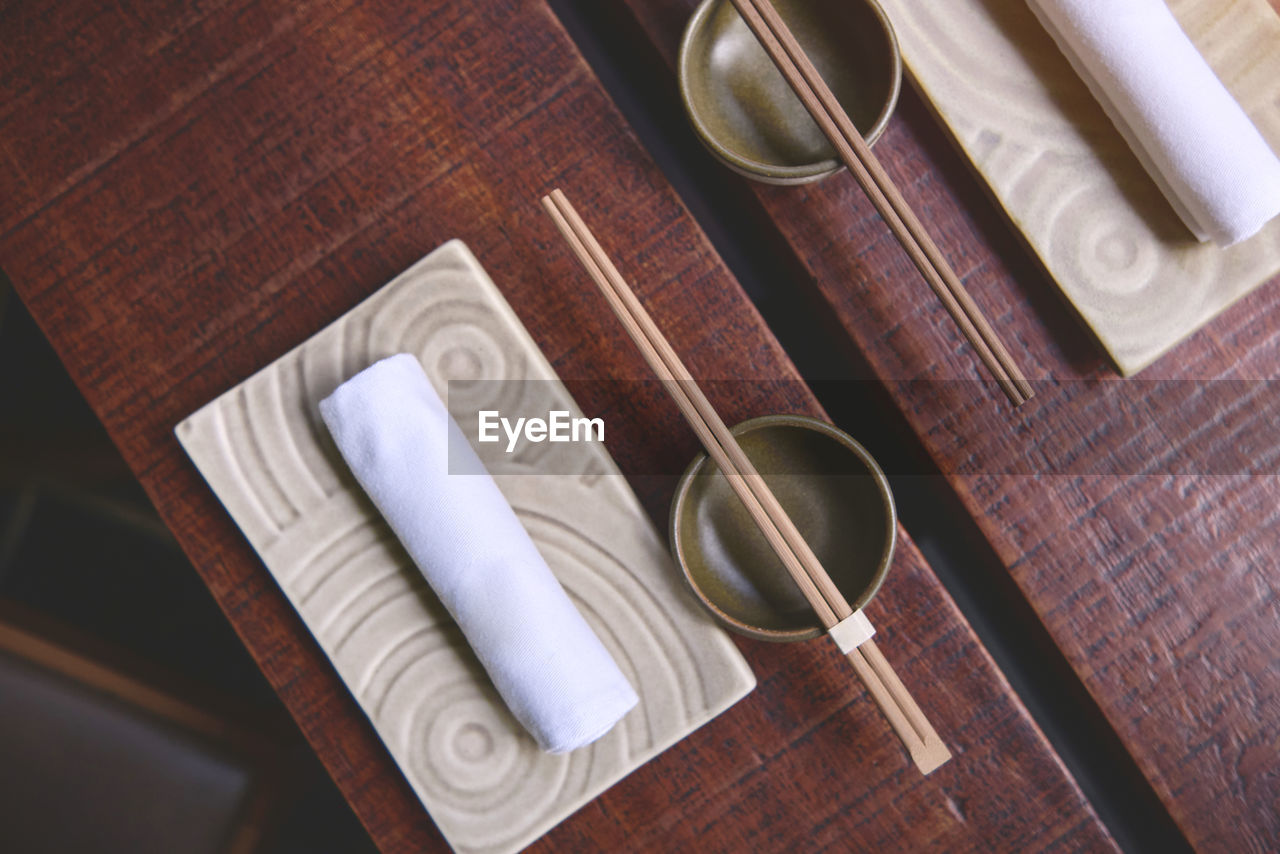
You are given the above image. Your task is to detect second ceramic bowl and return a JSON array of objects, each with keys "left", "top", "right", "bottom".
[
  {"left": 669, "top": 415, "right": 896, "bottom": 641},
  {"left": 679, "top": 0, "right": 902, "bottom": 185}
]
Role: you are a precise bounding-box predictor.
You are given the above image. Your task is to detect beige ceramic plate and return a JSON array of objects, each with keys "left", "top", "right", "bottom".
[
  {"left": 879, "top": 0, "right": 1280, "bottom": 374},
  {"left": 175, "top": 240, "right": 755, "bottom": 854}
]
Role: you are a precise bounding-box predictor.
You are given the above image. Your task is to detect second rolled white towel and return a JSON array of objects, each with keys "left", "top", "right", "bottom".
[
  {"left": 319, "top": 353, "right": 638, "bottom": 753},
  {"left": 1028, "top": 0, "right": 1280, "bottom": 245}
]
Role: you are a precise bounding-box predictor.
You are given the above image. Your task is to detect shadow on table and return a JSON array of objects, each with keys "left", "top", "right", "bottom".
[{"left": 0, "top": 283, "right": 379, "bottom": 854}]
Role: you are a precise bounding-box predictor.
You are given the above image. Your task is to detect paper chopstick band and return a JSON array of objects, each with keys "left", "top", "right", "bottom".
[{"left": 829, "top": 610, "right": 875, "bottom": 653}]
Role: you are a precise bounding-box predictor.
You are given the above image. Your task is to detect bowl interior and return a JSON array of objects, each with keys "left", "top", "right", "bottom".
[
  {"left": 671, "top": 417, "right": 895, "bottom": 640},
  {"left": 681, "top": 0, "right": 900, "bottom": 180}
]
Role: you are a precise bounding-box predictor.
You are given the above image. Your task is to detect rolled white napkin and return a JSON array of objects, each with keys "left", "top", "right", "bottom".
[
  {"left": 319, "top": 354, "right": 638, "bottom": 753},
  {"left": 1028, "top": 0, "right": 1280, "bottom": 245}
]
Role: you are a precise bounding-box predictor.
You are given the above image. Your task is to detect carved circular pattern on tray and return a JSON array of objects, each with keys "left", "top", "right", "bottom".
[
  {"left": 177, "top": 241, "right": 755, "bottom": 854},
  {"left": 880, "top": 0, "right": 1280, "bottom": 373}
]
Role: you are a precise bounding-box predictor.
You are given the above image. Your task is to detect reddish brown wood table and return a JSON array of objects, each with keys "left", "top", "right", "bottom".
[
  {"left": 3, "top": 0, "right": 1119, "bottom": 851},
  {"left": 620, "top": 2, "right": 1280, "bottom": 851}
]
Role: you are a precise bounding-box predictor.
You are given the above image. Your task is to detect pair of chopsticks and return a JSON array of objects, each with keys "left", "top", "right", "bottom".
[
  {"left": 728, "top": 0, "right": 1034, "bottom": 407},
  {"left": 542, "top": 188, "right": 951, "bottom": 775}
]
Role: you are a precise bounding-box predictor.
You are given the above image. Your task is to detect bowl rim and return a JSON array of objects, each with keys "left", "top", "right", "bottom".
[
  {"left": 677, "top": 0, "right": 903, "bottom": 183},
  {"left": 668, "top": 414, "right": 897, "bottom": 643}
]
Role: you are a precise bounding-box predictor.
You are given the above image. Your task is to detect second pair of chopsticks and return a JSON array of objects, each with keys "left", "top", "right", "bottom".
[
  {"left": 728, "top": 0, "right": 1033, "bottom": 407},
  {"left": 542, "top": 188, "right": 951, "bottom": 774}
]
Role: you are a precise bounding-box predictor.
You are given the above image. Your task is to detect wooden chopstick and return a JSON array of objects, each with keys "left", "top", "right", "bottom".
[
  {"left": 728, "top": 0, "right": 1033, "bottom": 407},
  {"left": 544, "top": 190, "right": 844, "bottom": 617},
  {"left": 542, "top": 188, "right": 950, "bottom": 774}
]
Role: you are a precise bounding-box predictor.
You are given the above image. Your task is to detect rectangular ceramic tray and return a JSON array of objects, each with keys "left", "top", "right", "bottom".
[
  {"left": 176, "top": 240, "right": 755, "bottom": 854},
  {"left": 881, "top": 0, "right": 1280, "bottom": 374}
]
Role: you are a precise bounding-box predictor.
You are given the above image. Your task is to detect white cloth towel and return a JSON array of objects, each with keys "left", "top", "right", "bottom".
[
  {"left": 319, "top": 354, "right": 638, "bottom": 753},
  {"left": 1028, "top": 0, "right": 1280, "bottom": 245}
]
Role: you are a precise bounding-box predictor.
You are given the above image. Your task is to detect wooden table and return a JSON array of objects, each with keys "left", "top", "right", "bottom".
[
  {"left": 618, "top": 2, "right": 1280, "bottom": 852},
  {"left": 0, "top": 0, "right": 1221, "bottom": 851}
]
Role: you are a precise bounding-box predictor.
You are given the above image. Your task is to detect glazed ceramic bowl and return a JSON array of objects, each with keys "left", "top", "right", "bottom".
[
  {"left": 669, "top": 415, "right": 896, "bottom": 641},
  {"left": 678, "top": 0, "right": 902, "bottom": 185}
]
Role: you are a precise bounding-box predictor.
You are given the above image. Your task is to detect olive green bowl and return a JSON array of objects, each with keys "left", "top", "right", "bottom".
[
  {"left": 668, "top": 415, "right": 896, "bottom": 642},
  {"left": 679, "top": 0, "right": 902, "bottom": 185}
]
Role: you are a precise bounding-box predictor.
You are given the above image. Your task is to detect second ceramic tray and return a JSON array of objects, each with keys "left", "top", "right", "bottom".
[
  {"left": 176, "top": 240, "right": 755, "bottom": 854},
  {"left": 881, "top": 0, "right": 1280, "bottom": 374}
]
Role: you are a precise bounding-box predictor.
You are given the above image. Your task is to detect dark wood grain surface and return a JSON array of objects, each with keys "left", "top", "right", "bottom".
[
  {"left": 0, "top": 0, "right": 1114, "bottom": 851},
  {"left": 619, "top": 1, "right": 1280, "bottom": 851}
]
